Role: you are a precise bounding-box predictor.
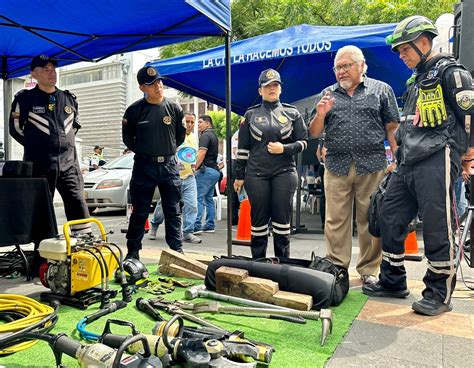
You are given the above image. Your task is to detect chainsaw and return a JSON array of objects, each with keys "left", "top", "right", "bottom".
[{"left": 37, "top": 218, "right": 130, "bottom": 309}]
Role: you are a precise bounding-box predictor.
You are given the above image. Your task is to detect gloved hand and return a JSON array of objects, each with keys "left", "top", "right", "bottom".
[{"left": 415, "top": 78, "right": 447, "bottom": 128}]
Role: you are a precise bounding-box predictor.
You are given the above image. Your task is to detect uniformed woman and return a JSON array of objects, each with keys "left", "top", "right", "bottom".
[{"left": 234, "top": 69, "right": 308, "bottom": 259}]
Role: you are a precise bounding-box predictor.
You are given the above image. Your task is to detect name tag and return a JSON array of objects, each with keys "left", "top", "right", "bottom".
[{"left": 32, "top": 106, "right": 45, "bottom": 114}]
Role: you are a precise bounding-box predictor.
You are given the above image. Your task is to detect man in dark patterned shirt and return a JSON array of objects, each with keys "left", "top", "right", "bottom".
[{"left": 309, "top": 45, "right": 400, "bottom": 286}]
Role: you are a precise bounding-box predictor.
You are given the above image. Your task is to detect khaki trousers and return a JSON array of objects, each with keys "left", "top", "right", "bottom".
[{"left": 324, "top": 163, "right": 385, "bottom": 276}]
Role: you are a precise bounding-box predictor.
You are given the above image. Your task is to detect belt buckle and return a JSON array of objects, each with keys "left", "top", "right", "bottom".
[{"left": 157, "top": 156, "right": 165, "bottom": 163}]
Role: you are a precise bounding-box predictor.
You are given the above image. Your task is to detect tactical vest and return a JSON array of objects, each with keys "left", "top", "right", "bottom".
[{"left": 397, "top": 55, "right": 468, "bottom": 164}]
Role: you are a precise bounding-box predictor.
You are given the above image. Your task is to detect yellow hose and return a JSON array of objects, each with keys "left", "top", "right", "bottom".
[{"left": 0, "top": 294, "right": 55, "bottom": 355}]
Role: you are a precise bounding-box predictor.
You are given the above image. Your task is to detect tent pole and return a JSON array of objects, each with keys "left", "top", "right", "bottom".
[
  {"left": 225, "top": 31, "right": 233, "bottom": 256},
  {"left": 2, "top": 63, "right": 12, "bottom": 160}
]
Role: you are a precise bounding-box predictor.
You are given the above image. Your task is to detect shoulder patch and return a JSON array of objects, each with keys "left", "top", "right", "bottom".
[
  {"left": 282, "top": 102, "right": 297, "bottom": 109},
  {"left": 456, "top": 90, "right": 473, "bottom": 111},
  {"left": 247, "top": 103, "right": 261, "bottom": 110}
]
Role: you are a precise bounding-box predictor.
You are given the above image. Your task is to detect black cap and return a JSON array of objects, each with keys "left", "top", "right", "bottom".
[
  {"left": 94, "top": 145, "right": 104, "bottom": 150},
  {"left": 137, "top": 66, "right": 162, "bottom": 85},
  {"left": 258, "top": 68, "right": 282, "bottom": 86},
  {"left": 30, "top": 55, "right": 57, "bottom": 71}
]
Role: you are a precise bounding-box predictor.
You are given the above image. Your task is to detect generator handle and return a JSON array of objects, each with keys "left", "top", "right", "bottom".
[{"left": 63, "top": 218, "right": 107, "bottom": 256}]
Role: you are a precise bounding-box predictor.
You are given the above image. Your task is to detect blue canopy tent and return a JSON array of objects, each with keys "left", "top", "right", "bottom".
[
  {"left": 150, "top": 23, "right": 411, "bottom": 116},
  {"left": 0, "top": 0, "right": 230, "bottom": 79},
  {"left": 1, "top": 0, "right": 237, "bottom": 254}
]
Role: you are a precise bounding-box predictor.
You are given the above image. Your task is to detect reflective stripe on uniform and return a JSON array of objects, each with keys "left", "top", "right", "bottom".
[
  {"left": 382, "top": 250, "right": 405, "bottom": 259},
  {"left": 13, "top": 102, "right": 23, "bottom": 136},
  {"left": 250, "top": 130, "right": 261, "bottom": 141},
  {"left": 280, "top": 123, "right": 292, "bottom": 135},
  {"left": 272, "top": 221, "right": 291, "bottom": 235},
  {"left": 453, "top": 71, "right": 462, "bottom": 88},
  {"left": 28, "top": 111, "right": 50, "bottom": 135},
  {"left": 382, "top": 256, "right": 404, "bottom": 267},
  {"left": 251, "top": 223, "right": 268, "bottom": 236},
  {"left": 297, "top": 141, "right": 307, "bottom": 150},
  {"left": 64, "top": 113, "right": 74, "bottom": 134},
  {"left": 281, "top": 128, "right": 293, "bottom": 140},
  {"left": 237, "top": 149, "right": 249, "bottom": 160}
]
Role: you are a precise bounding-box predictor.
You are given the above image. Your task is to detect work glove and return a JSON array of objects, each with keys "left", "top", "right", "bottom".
[{"left": 415, "top": 78, "right": 447, "bottom": 128}]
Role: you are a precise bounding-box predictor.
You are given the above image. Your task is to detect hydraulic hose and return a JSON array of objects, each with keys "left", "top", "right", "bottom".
[{"left": 0, "top": 294, "right": 58, "bottom": 355}]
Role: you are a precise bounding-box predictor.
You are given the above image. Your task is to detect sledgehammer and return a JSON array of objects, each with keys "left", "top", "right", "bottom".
[
  {"left": 185, "top": 284, "right": 297, "bottom": 311},
  {"left": 184, "top": 285, "right": 333, "bottom": 345}
]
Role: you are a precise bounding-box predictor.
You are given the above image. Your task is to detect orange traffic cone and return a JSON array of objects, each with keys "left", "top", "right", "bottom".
[
  {"left": 144, "top": 218, "right": 150, "bottom": 233},
  {"left": 232, "top": 199, "right": 251, "bottom": 246},
  {"left": 404, "top": 230, "right": 423, "bottom": 261}
]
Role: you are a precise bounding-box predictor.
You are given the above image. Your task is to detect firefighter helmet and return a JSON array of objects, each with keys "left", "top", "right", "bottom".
[{"left": 386, "top": 15, "right": 438, "bottom": 51}]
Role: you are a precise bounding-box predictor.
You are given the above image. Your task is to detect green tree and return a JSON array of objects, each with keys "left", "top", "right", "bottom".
[
  {"left": 207, "top": 110, "right": 242, "bottom": 140},
  {"left": 161, "top": 0, "right": 458, "bottom": 58}
]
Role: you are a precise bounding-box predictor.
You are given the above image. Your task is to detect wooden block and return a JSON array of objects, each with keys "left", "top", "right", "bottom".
[
  {"left": 241, "top": 277, "right": 279, "bottom": 302},
  {"left": 167, "top": 264, "right": 205, "bottom": 279},
  {"left": 272, "top": 290, "right": 313, "bottom": 311},
  {"left": 159, "top": 249, "right": 207, "bottom": 276},
  {"left": 189, "top": 253, "right": 215, "bottom": 265},
  {"left": 216, "top": 267, "right": 278, "bottom": 302},
  {"left": 216, "top": 266, "right": 249, "bottom": 294}
]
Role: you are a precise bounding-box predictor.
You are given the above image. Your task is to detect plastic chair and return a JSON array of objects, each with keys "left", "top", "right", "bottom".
[{"left": 213, "top": 182, "right": 222, "bottom": 220}]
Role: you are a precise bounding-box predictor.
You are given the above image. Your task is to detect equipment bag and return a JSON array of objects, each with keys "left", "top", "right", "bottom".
[
  {"left": 368, "top": 172, "right": 392, "bottom": 238},
  {"left": 205, "top": 253, "right": 348, "bottom": 309}
]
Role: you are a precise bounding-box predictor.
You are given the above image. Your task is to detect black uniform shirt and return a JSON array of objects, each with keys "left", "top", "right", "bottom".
[
  {"left": 122, "top": 97, "right": 185, "bottom": 156},
  {"left": 236, "top": 100, "right": 308, "bottom": 179},
  {"left": 9, "top": 85, "right": 80, "bottom": 172},
  {"left": 312, "top": 77, "right": 400, "bottom": 176},
  {"left": 199, "top": 128, "right": 219, "bottom": 170}
]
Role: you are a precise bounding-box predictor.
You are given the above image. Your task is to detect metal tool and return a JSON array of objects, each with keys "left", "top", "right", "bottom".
[
  {"left": 183, "top": 301, "right": 333, "bottom": 346},
  {"left": 148, "top": 297, "right": 227, "bottom": 332},
  {"left": 184, "top": 285, "right": 306, "bottom": 323},
  {"left": 185, "top": 284, "right": 300, "bottom": 311}
]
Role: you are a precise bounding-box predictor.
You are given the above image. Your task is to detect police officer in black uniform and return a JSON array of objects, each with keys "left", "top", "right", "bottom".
[
  {"left": 123, "top": 66, "right": 186, "bottom": 259},
  {"left": 9, "top": 55, "right": 91, "bottom": 235},
  {"left": 363, "top": 16, "right": 474, "bottom": 316},
  {"left": 234, "top": 69, "right": 308, "bottom": 259}
]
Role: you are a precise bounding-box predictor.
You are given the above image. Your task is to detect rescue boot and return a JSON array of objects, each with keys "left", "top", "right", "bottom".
[
  {"left": 362, "top": 282, "right": 409, "bottom": 298},
  {"left": 412, "top": 298, "right": 453, "bottom": 316}
]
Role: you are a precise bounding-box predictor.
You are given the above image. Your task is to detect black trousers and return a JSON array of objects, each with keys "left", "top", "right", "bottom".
[
  {"left": 39, "top": 163, "right": 90, "bottom": 233},
  {"left": 379, "top": 147, "right": 459, "bottom": 304},
  {"left": 127, "top": 157, "right": 182, "bottom": 253},
  {"left": 245, "top": 170, "right": 298, "bottom": 259}
]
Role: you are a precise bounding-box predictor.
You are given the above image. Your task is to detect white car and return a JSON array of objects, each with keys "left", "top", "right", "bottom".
[{"left": 83, "top": 154, "right": 160, "bottom": 212}]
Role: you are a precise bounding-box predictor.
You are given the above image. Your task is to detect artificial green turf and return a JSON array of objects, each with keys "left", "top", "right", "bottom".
[{"left": 1, "top": 270, "right": 367, "bottom": 367}]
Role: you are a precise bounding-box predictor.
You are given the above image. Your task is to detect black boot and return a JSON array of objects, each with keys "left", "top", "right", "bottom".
[
  {"left": 412, "top": 298, "right": 453, "bottom": 316},
  {"left": 362, "top": 282, "right": 409, "bottom": 298},
  {"left": 125, "top": 251, "right": 140, "bottom": 260}
]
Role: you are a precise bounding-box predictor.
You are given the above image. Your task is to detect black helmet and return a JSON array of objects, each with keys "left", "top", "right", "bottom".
[
  {"left": 115, "top": 258, "right": 149, "bottom": 286},
  {"left": 386, "top": 15, "right": 438, "bottom": 51}
]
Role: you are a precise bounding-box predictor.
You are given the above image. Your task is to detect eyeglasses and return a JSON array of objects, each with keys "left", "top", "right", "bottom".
[
  {"left": 333, "top": 62, "right": 356, "bottom": 73},
  {"left": 185, "top": 120, "right": 195, "bottom": 123}
]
